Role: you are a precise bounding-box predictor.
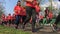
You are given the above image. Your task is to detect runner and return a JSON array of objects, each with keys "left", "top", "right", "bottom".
[
  {"left": 7, "top": 14, "right": 12, "bottom": 27},
  {"left": 11, "top": 14, "right": 16, "bottom": 27},
  {"left": 53, "top": 14, "right": 60, "bottom": 31},
  {"left": 22, "top": 0, "right": 37, "bottom": 32},
  {"left": 35, "top": 2, "right": 40, "bottom": 23},
  {"left": 14, "top": 1, "right": 22, "bottom": 29},
  {"left": 39, "top": 13, "right": 44, "bottom": 24},
  {"left": 48, "top": 11, "right": 53, "bottom": 23},
  {"left": 21, "top": 7, "right": 26, "bottom": 24},
  {"left": 1, "top": 14, "right": 7, "bottom": 26}
]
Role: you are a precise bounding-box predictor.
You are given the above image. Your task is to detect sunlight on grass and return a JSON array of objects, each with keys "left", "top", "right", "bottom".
[{"left": 0, "top": 25, "right": 31, "bottom": 34}]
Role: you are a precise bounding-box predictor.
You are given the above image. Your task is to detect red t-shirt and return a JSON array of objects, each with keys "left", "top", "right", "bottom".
[
  {"left": 1, "top": 15, "right": 5, "bottom": 21},
  {"left": 39, "top": 15, "right": 44, "bottom": 20},
  {"left": 48, "top": 12, "right": 53, "bottom": 19},
  {"left": 2, "top": 16, "right": 8, "bottom": 21},
  {"left": 33, "top": 0, "right": 37, "bottom": 6},
  {"left": 4, "top": 17, "right": 8, "bottom": 21},
  {"left": 21, "top": 7, "right": 26, "bottom": 16},
  {"left": 26, "top": 0, "right": 39, "bottom": 8},
  {"left": 11, "top": 15, "right": 16, "bottom": 20},
  {"left": 26, "top": 1, "right": 33, "bottom": 7},
  {"left": 7, "top": 15, "right": 12, "bottom": 20},
  {"left": 14, "top": 5, "right": 22, "bottom": 15},
  {"left": 35, "top": 5, "right": 40, "bottom": 13}
]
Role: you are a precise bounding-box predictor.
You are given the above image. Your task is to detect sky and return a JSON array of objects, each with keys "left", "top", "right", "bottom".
[
  {"left": 0, "top": 0, "right": 60, "bottom": 15},
  {"left": 4, "top": 0, "right": 18, "bottom": 15},
  {"left": 0, "top": 0, "right": 18, "bottom": 15}
]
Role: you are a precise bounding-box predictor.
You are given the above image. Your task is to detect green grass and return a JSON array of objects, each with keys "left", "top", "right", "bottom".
[{"left": 0, "top": 25, "right": 31, "bottom": 34}]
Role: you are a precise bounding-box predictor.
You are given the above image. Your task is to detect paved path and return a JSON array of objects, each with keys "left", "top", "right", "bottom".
[{"left": 24, "top": 25, "right": 60, "bottom": 34}]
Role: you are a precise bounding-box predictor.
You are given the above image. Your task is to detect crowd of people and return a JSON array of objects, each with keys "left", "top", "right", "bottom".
[{"left": 1, "top": 0, "right": 59, "bottom": 32}]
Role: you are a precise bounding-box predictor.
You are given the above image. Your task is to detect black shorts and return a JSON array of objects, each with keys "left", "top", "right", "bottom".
[
  {"left": 8, "top": 20, "right": 11, "bottom": 24},
  {"left": 11, "top": 19, "right": 15, "bottom": 24},
  {"left": 2, "top": 21, "right": 7, "bottom": 25},
  {"left": 22, "top": 16, "right": 26, "bottom": 22}
]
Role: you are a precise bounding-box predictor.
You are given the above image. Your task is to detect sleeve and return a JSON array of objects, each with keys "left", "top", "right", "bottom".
[{"left": 14, "top": 6, "right": 18, "bottom": 13}]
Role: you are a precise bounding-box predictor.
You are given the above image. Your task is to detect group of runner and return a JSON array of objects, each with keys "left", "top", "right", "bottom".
[{"left": 1, "top": 0, "right": 59, "bottom": 32}]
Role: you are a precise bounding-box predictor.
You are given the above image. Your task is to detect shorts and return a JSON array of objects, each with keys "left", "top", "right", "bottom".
[
  {"left": 8, "top": 20, "right": 11, "bottom": 24},
  {"left": 2, "top": 21, "right": 7, "bottom": 25},
  {"left": 11, "top": 19, "right": 15, "bottom": 24}
]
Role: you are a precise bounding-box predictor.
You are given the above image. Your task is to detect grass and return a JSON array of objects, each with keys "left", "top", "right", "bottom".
[{"left": 0, "top": 25, "right": 31, "bottom": 34}]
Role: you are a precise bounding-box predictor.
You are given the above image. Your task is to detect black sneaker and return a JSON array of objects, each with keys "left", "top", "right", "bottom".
[
  {"left": 32, "top": 30, "right": 37, "bottom": 32},
  {"left": 32, "top": 28, "right": 37, "bottom": 32}
]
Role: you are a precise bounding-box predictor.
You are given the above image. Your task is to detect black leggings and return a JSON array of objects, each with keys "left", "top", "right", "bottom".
[
  {"left": 23, "top": 6, "right": 36, "bottom": 31},
  {"left": 21, "top": 16, "right": 26, "bottom": 23}
]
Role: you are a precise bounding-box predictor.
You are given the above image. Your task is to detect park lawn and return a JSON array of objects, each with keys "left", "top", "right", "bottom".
[{"left": 0, "top": 25, "right": 31, "bottom": 34}]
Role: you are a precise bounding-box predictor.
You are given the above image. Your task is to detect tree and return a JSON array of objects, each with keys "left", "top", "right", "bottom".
[
  {"left": 49, "top": 0, "right": 53, "bottom": 11},
  {"left": 0, "top": 2, "right": 5, "bottom": 18}
]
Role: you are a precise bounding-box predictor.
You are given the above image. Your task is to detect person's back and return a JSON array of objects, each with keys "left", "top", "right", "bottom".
[
  {"left": 26, "top": 0, "right": 33, "bottom": 7},
  {"left": 48, "top": 11, "right": 53, "bottom": 19},
  {"left": 1, "top": 14, "right": 8, "bottom": 25},
  {"left": 22, "top": 0, "right": 38, "bottom": 32},
  {"left": 35, "top": 2, "right": 40, "bottom": 13}
]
